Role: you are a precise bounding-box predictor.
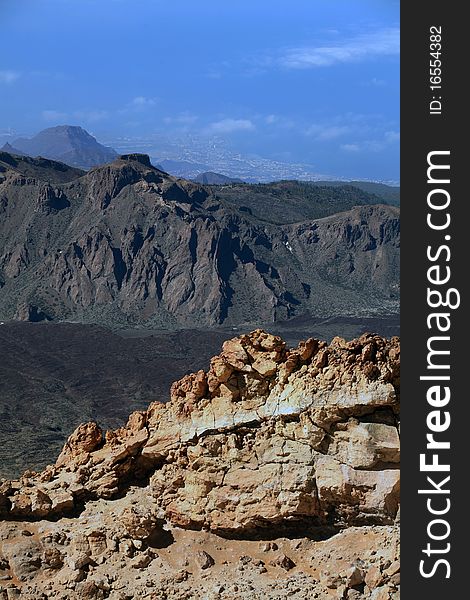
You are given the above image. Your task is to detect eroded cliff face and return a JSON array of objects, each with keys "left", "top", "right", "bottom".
[
  {"left": 0, "top": 331, "right": 400, "bottom": 599},
  {"left": 0, "top": 154, "right": 399, "bottom": 327}
]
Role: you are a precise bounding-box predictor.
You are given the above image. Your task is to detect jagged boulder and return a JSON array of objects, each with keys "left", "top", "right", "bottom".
[{"left": 0, "top": 331, "right": 399, "bottom": 531}]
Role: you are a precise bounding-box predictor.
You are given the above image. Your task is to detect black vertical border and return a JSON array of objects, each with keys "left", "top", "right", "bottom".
[{"left": 401, "top": 3, "right": 467, "bottom": 597}]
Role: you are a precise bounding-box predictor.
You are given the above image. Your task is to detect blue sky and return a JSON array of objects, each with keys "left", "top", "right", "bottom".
[{"left": 0, "top": 0, "right": 399, "bottom": 181}]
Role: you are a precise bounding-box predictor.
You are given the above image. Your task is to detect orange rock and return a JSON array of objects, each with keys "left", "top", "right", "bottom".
[
  {"left": 210, "top": 356, "right": 233, "bottom": 383},
  {"left": 56, "top": 422, "right": 103, "bottom": 467}
]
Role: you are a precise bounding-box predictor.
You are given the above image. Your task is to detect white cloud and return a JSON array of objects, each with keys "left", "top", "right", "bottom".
[
  {"left": 384, "top": 130, "right": 400, "bottom": 143},
  {"left": 265, "top": 114, "right": 279, "bottom": 125},
  {"left": 42, "top": 109, "right": 109, "bottom": 124},
  {"left": 340, "top": 129, "right": 400, "bottom": 154},
  {"left": 73, "top": 109, "right": 109, "bottom": 122},
  {"left": 279, "top": 28, "right": 399, "bottom": 69},
  {"left": 306, "top": 124, "right": 351, "bottom": 141},
  {"left": 0, "top": 70, "right": 20, "bottom": 84},
  {"left": 163, "top": 112, "right": 199, "bottom": 125},
  {"left": 263, "top": 114, "right": 296, "bottom": 130},
  {"left": 131, "top": 96, "right": 157, "bottom": 107},
  {"left": 208, "top": 118, "right": 255, "bottom": 134},
  {"left": 116, "top": 97, "right": 158, "bottom": 116},
  {"left": 42, "top": 109, "right": 68, "bottom": 122},
  {"left": 341, "top": 143, "right": 361, "bottom": 153},
  {"left": 369, "top": 77, "right": 387, "bottom": 87}
]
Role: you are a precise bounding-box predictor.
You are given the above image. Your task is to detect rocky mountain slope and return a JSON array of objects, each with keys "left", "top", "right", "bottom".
[
  {"left": 4, "top": 126, "right": 117, "bottom": 169},
  {"left": 212, "top": 181, "right": 396, "bottom": 225},
  {"left": 0, "top": 152, "right": 400, "bottom": 328},
  {"left": 0, "top": 151, "right": 85, "bottom": 184},
  {"left": 0, "top": 330, "right": 400, "bottom": 599},
  {"left": 193, "top": 172, "right": 244, "bottom": 184},
  {"left": 308, "top": 181, "right": 400, "bottom": 207},
  {"left": 0, "top": 143, "right": 27, "bottom": 157}
]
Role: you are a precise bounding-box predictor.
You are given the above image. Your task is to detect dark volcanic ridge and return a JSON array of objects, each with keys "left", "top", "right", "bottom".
[
  {"left": 0, "top": 151, "right": 399, "bottom": 329},
  {"left": 211, "top": 179, "right": 397, "bottom": 225},
  {"left": 0, "top": 151, "right": 85, "bottom": 184}
]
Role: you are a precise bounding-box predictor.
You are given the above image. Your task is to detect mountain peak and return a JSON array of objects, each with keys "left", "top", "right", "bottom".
[
  {"left": 43, "top": 124, "right": 88, "bottom": 133},
  {"left": 0, "top": 142, "right": 27, "bottom": 156},
  {"left": 194, "top": 171, "right": 244, "bottom": 185},
  {"left": 9, "top": 125, "right": 118, "bottom": 169},
  {"left": 117, "top": 153, "right": 153, "bottom": 167},
  {"left": 28, "top": 124, "right": 99, "bottom": 144}
]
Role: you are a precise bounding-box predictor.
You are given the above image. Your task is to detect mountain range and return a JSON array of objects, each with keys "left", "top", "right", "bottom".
[
  {"left": 2, "top": 125, "right": 401, "bottom": 189},
  {"left": 0, "top": 151, "right": 399, "bottom": 328}
]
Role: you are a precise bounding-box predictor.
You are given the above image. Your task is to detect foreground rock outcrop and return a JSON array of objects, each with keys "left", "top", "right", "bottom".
[{"left": 0, "top": 331, "right": 400, "bottom": 598}]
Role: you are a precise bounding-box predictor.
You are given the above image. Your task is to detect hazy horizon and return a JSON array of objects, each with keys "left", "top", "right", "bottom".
[{"left": 0, "top": 0, "right": 399, "bottom": 182}]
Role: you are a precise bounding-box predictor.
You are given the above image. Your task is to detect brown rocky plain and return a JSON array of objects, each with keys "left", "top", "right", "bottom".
[{"left": 0, "top": 330, "right": 400, "bottom": 599}]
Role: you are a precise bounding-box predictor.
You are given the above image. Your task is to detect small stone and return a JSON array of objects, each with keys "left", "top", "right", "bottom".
[
  {"left": 67, "top": 552, "right": 90, "bottom": 571},
  {"left": 131, "top": 553, "right": 152, "bottom": 569},
  {"left": 335, "top": 585, "right": 347, "bottom": 599},
  {"left": 195, "top": 550, "right": 215, "bottom": 570},
  {"left": 42, "top": 547, "right": 63, "bottom": 569},
  {"left": 173, "top": 570, "right": 189, "bottom": 583},
  {"left": 260, "top": 543, "right": 270, "bottom": 552},
  {"left": 384, "top": 560, "right": 400, "bottom": 577},
  {"left": 118, "top": 540, "right": 134, "bottom": 558},
  {"left": 370, "top": 586, "right": 392, "bottom": 600},
  {"left": 320, "top": 570, "right": 342, "bottom": 589},
  {"left": 259, "top": 541, "right": 278, "bottom": 552},
  {"left": 269, "top": 554, "right": 295, "bottom": 571},
  {"left": 365, "top": 565, "right": 383, "bottom": 589},
  {"left": 345, "top": 565, "right": 364, "bottom": 588}
]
